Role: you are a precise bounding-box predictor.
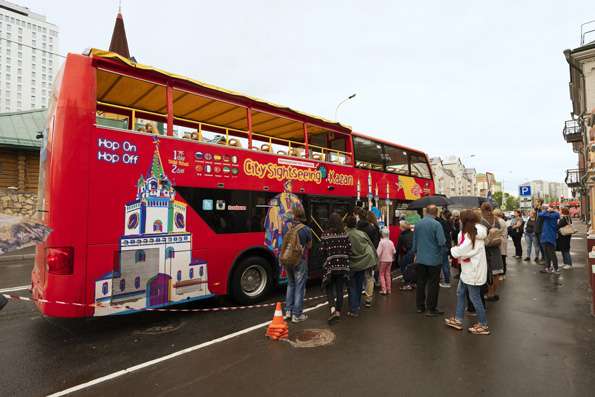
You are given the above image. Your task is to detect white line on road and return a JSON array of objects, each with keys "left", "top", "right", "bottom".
[
  {"left": 46, "top": 275, "right": 405, "bottom": 396},
  {"left": 0, "top": 285, "right": 30, "bottom": 293},
  {"left": 47, "top": 301, "right": 329, "bottom": 397}
]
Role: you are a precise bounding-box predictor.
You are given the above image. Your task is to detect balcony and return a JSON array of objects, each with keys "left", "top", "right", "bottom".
[
  {"left": 565, "top": 168, "right": 584, "bottom": 188},
  {"left": 562, "top": 119, "right": 583, "bottom": 143},
  {"left": 572, "top": 140, "right": 582, "bottom": 153}
]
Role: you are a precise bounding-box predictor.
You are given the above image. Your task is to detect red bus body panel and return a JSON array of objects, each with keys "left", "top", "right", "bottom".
[{"left": 32, "top": 54, "right": 434, "bottom": 317}]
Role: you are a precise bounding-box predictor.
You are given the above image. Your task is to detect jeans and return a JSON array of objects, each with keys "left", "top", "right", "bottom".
[
  {"left": 348, "top": 270, "right": 366, "bottom": 313},
  {"left": 525, "top": 232, "right": 539, "bottom": 259},
  {"left": 543, "top": 242, "right": 558, "bottom": 271},
  {"left": 456, "top": 280, "right": 487, "bottom": 326},
  {"left": 416, "top": 264, "right": 441, "bottom": 311},
  {"left": 441, "top": 247, "right": 451, "bottom": 283},
  {"left": 399, "top": 251, "right": 414, "bottom": 274},
  {"left": 285, "top": 260, "right": 308, "bottom": 317},
  {"left": 325, "top": 275, "right": 345, "bottom": 312},
  {"left": 562, "top": 250, "right": 572, "bottom": 266}
]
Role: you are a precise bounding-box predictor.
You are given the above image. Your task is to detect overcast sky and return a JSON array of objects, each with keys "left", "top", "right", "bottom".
[{"left": 22, "top": 0, "right": 595, "bottom": 194}]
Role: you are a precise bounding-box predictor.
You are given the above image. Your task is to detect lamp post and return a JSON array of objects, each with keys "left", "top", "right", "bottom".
[{"left": 334, "top": 93, "right": 356, "bottom": 120}]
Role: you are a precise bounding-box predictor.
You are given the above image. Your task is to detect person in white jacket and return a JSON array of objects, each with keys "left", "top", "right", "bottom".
[{"left": 445, "top": 210, "right": 490, "bottom": 335}]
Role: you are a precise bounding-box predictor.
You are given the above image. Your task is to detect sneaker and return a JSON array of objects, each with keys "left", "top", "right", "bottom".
[
  {"left": 523, "top": 257, "right": 530, "bottom": 261},
  {"left": 346, "top": 311, "right": 359, "bottom": 318},
  {"left": 328, "top": 311, "right": 340, "bottom": 325},
  {"left": 283, "top": 312, "right": 291, "bottom": 321},
  {"left": 540, "top": 267, "right": 552, "bottom": 274},
  {"left": 364, "top": 302, "right": 372, "bottom": 308},
  {"left": 439, "top": 282, "right": 452, "bottom": 288},
  {"left": 291, "top": 314, "right": 308, "bottom": 323},
  {"left": 553, "top": 269, "right": 561, "bottom": 275},
  {"left": 562, "top": 264, "right": 572, "bottom": 270}
]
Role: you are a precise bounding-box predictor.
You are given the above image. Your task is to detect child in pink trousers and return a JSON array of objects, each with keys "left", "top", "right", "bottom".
[{"left": 376, "top": 228, "right": 396, "bottom": 295}]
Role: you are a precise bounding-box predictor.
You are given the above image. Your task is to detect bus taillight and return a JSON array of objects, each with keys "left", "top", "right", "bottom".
[{"left": 47, "top": 247, "right": 74, "bottom": 275}]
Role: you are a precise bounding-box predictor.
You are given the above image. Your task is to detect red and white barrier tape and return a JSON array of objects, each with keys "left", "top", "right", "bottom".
[{"left": 1, "top": 293, "right": 327, "bottom": 313}]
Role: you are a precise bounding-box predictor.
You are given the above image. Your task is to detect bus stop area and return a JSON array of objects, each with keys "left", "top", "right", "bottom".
[{"left": 0, "top": 228, "right": 593, "bottom": 396}]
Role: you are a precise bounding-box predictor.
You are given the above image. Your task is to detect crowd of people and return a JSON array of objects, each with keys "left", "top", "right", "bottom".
[{"left": 280, "top": 199, "right": 577, "bottom": 336}]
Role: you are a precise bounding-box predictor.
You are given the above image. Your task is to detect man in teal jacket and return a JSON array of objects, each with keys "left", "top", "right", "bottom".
[{"left": 412, "top": 205, "right": 447, "bottom": 316}]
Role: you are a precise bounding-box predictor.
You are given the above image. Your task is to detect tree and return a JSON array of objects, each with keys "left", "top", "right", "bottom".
[
  {"left": 504, "top": 195, "right": 519, "bottom": 211},
  {"left": 493, "top": 191, "right": 503, "bottom": 208}
]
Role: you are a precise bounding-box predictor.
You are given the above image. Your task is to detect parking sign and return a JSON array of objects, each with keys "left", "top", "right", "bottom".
[{"left": 519, "top": 185, "right": 531, "bottom": 197}]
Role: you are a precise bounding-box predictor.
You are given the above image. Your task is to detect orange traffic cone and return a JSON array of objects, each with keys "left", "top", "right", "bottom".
[{"left": 266, "top": 302, "right": 289, "bottom": 340}]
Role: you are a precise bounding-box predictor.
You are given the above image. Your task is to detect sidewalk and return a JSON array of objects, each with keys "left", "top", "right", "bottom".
[
  {"left": 0, "top": 245, "right": 35, "bottom": 263},
  {"left": 72, "top": 235, "right": 595, "bottom": 397}
]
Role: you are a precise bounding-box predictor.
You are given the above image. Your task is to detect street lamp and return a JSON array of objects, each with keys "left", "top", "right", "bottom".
[{"left": 334, "top": 93, "right": 356, "bottom": 120}]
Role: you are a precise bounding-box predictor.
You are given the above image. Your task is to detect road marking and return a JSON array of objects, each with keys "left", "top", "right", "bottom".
[
  {"left": 49, "top": 275, "right": 405, "bottom": 396},
  {"left": 0, "top": 285, "right": 29, "bottom": 293},
  {"left": 47, "top": 301, "right": 329, "bottom": 396}
]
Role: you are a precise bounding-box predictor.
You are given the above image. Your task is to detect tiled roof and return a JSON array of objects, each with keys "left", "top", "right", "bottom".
[{"left": 0, "top": 108, "right": 47, "bottom": 149}]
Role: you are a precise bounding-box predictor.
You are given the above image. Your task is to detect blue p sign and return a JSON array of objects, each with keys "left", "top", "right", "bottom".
[{"left": 519, "top": 186, "right": 531, "bottom": 196}]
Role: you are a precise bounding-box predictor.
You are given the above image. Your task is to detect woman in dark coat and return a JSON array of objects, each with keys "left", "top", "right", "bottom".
[{"left": 557, "top": 207, "right": 573, "bottom": 269}]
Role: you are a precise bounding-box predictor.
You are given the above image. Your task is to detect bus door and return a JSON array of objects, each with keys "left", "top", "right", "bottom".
[{"left": 305, "top": 198, "right": 352, "bottom": 277}]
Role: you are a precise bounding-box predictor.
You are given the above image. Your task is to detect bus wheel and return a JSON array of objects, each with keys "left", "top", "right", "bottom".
[{"left": 231, "top": 256, "right": 273, "bottom": 304}]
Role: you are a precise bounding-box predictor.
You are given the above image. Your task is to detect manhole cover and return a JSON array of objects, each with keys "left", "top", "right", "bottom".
[
  {"left": 134, "top": 319, "right": 184, "bottom": 335},
  {"left": 287, "top": 328, "right": 335, "bottom": 348}
]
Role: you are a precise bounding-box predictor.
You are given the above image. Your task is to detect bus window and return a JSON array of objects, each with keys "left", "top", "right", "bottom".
[
  {"left": 383, "top": 145, "right": 409, "bottom": 175},
  {"left": 410, "top": 154, "right": 432, "bottom": 178},
  {"left": 353, "top": 136, "right": 383, "bottom": 170}
]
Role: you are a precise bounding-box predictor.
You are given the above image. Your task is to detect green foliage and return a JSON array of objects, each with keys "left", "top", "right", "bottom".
[
  {"left": 493, "top": 191, "right": 503, "bottom": 208},
  {"left": 504, "top": 195, "right": 520, "bottom": 211}
]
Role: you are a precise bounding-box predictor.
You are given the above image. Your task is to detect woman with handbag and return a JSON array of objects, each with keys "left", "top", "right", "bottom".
[{"left": 557, "top": 207, "right": 574, "bottom": 270}]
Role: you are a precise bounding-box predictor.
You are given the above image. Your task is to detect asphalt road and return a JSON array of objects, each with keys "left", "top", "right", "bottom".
[{"left": 0, "top": 229, "right": 594, "bottom": 397}]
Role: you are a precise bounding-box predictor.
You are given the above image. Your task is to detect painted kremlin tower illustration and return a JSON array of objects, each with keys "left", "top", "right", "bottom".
[{"left": 94, "top": 140, "right": 210, "bottom": 315}]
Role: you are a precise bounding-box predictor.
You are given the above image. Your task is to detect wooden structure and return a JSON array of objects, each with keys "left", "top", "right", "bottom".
[{"left": 0, "top": 109, "right": 46, "bottom": 193}]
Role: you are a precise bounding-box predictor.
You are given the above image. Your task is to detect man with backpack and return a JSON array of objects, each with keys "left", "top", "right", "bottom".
[{"left": 280, "top": 205, "right": 312, "bottom": 323}]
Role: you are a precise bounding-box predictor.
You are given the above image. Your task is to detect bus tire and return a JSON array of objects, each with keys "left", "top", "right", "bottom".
[{"left": 230, "top": 256, "right": 273, "bottom": 304}]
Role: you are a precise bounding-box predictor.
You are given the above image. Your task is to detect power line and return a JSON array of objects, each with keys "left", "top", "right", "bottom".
[{"left": 0, "top": 35, "right": 66, "bottom": 58}]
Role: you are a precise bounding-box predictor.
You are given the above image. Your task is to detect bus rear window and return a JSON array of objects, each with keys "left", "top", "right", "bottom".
[{"left": 410, "top": 154, "right": 432, "bottom": 178}]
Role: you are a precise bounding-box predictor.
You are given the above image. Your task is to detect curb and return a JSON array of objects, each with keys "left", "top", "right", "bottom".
[{"left": 0, "top": 253, "right": 35, "bottom": 263}]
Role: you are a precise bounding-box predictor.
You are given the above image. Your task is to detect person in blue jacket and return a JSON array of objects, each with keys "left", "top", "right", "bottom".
[
  {"left": 538, "top": 206, "right": 560, "bottom": 274},
  {"left": 412, "top": 205, "right": 447, "bottom": 316}
]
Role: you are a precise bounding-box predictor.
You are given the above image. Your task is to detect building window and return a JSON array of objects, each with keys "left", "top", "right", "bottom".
[
  {"left": 135, "top": 249, "right": 146, "bottom": 263},
  {"left": 134, "top": 276, "right": 140, "bottom": 289},
  {"left": 165, "top": 247, "right": 175, "bottom": 259},
  {"left": 199, "top": 267, "right": 204, "bottom": 277},
  {"left": 189, "top": 268, "right": 194, "bottom": 279},
  {"left": 119, "top": 279, "right": 125, "bottom": 292},
  {"left": 176, "top": 270, "right": 182, "bottom": 282},
  {"left": 102, "top": 282, "right": 108, "bottom": 295}
]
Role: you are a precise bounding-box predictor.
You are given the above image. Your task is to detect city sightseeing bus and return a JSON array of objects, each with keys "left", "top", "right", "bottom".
[{"left": 32, "top": 49, "right": 434, "bottom": 317}]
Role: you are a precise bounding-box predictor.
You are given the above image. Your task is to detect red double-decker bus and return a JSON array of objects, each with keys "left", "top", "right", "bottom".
[{"left": 33, "top": 49, "right": 434, "bottom": 317}]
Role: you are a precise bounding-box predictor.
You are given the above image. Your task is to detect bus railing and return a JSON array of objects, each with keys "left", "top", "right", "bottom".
[{"left": 96, "top": 101, "right": 352, "bottom": 166}]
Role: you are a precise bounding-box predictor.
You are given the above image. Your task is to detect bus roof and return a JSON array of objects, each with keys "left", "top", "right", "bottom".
[{"left": 87, "top": 48, "right": 351, "bottom": 136}]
